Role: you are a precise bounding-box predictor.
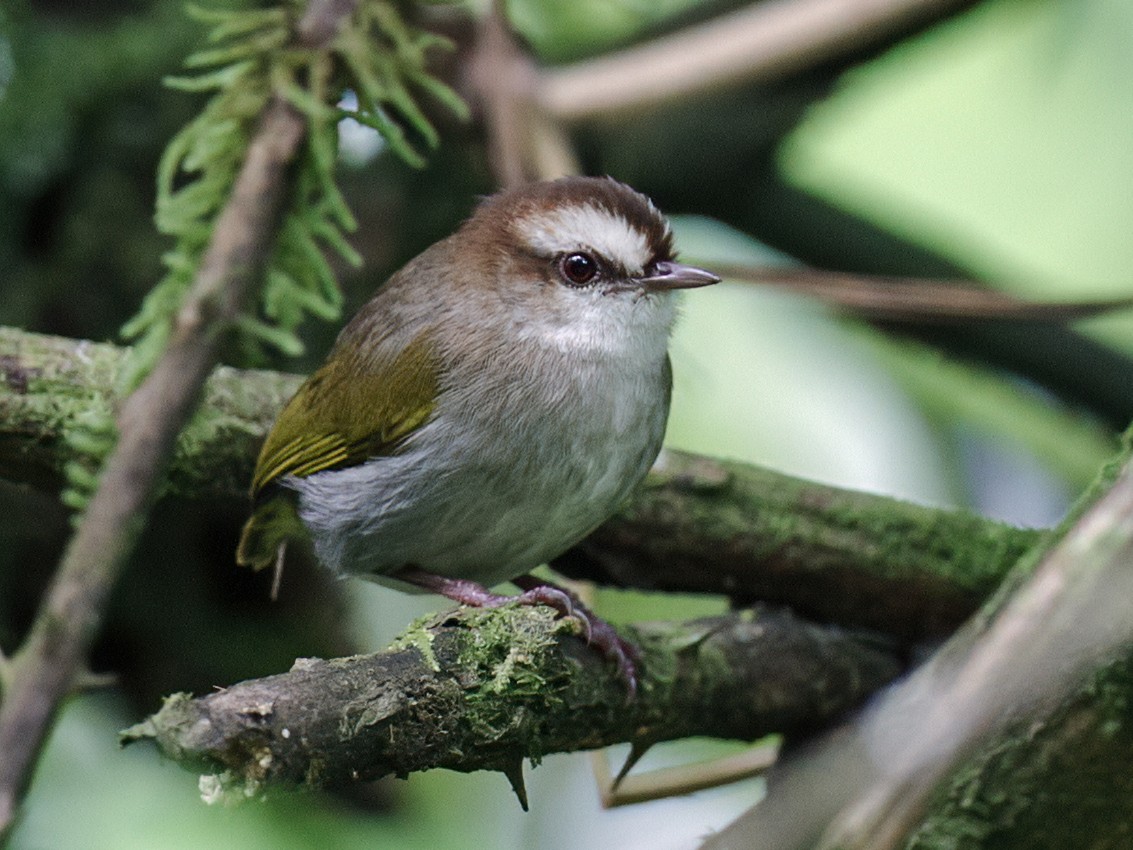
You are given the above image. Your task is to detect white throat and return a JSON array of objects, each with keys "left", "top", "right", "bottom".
[{"left": 519, "top": 287, "right": 677, "bottom": 364}]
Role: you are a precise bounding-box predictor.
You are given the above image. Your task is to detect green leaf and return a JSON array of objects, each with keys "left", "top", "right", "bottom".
[
  {"left": 234, "top": 315, "right": 305, "bottom": 357},
  {"left": 163, "top": 59, "right": 257, "bottom": 92}
]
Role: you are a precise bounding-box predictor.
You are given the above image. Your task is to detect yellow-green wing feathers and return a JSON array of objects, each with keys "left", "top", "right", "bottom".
[
  {"left": 237, "top": 332, "right": 439, "bottom": 570},
  {"left": 235, "top": 494, "right": 305, "bottom": 571},
  {"left": 251, "top": 332, "right": 439, "bottom": 495}
]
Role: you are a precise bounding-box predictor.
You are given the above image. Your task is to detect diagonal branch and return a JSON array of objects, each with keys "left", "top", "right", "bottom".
[
  {"left": 534, "top": 0, "right": 976, "bottom": 122},
  {"left": 0, "top": 13, "right": 349, "bottom": 827},
  {"left": 0, "top": 95, "right": 306, "bottom": 837},
  {"left": 121, "top": 605, "right": 902, "bottom": 803},
  {"left": 699, "top": 434, "right": 1133, "bottom": 850},
  {"left": 465, "top": 0, "right": 977, "bottom": 186}
]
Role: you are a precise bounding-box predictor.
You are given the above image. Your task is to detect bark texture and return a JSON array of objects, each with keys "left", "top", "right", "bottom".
[{"left": 122, "top": 605, "right": 901, "bottom": 799}]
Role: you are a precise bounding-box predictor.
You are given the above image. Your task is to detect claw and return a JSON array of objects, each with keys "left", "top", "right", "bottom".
[
  {"left": 392, "top": 567, "right": 640, "bottom": 697},
  {"left": 513, "top": 585, "right": 577, "bottom": 624},
  {"left": 514, "top": 575, "right": 638, "bottom": 697}
]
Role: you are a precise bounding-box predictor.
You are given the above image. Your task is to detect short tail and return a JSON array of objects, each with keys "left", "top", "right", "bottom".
[{"left": 236, "top": 492, "right": 305, "bottom": 572}]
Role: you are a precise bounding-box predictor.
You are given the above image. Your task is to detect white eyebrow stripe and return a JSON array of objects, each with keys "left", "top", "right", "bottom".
[{"left": 516, "top": 204, "right": 654, "bottom": 273}]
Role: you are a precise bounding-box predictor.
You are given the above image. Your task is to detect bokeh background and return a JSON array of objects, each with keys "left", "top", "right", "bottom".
[{"left": 2, "top": 0, "right": 1130, "bottom": 847}]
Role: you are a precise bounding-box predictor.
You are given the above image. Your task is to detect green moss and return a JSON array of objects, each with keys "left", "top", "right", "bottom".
[
  {"left": 907, "top": 658, "right": 1133, "bottom": 850},
  {"left": 389, "top": 614, "right": 441, "bottom": 673},
  {"left": 457, "top": 605, "right": 572, "bottom": 699},
  {"left": 402, "top": 606, "right": 595, "bottom": 764},
  {"left": 904, "top": 431, "right": 1133, "bottom": 850}
]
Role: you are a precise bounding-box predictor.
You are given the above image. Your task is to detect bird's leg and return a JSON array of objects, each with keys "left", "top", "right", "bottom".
[
  {"left": 392, "top": 567, "right": 638, "bottom": 696},
  {"left": 392, "top": 566, "right": 574, "bottom": 615}
]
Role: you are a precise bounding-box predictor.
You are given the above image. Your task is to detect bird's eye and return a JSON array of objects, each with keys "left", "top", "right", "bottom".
[{"left": 558, "top": 252, "right": 599, "bottom": 286}]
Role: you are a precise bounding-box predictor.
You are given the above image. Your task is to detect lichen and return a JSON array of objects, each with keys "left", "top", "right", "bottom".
[{"left": 197, "top": 769, "right": 264, "bottom": 805}]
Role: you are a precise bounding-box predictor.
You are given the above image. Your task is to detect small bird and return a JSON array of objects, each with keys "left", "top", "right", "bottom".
[{"left": 237, "top": 176, "right": 718, "bottom": 689}]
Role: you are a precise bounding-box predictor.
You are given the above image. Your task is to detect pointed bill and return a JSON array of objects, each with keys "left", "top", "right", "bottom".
[{"left": 639, "top": 261, "right": 720, "bottom": 292}]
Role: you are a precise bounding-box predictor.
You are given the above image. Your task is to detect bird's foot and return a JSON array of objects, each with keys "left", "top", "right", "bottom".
[
  {"left": 393, "top": 567, "right": 639, "bottom": 696},
  {"left": 512, "top": 575, "right": 639, "bottom": 698}
]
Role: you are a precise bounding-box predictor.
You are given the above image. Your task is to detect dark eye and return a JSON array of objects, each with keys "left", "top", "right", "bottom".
[{"left": 558, "top": 252, "right": 599, "bottom": 286}]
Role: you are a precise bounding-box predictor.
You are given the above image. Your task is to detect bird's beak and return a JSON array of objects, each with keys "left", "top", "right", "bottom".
[{"left": 638, "top": 261, "right": 720, "bottom": 292}]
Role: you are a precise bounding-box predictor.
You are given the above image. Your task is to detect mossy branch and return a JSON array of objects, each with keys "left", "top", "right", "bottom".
[
  {"left": 559, "top": 451, "right": 1037, "bottom": 641},
  {"left": 698, "top": 426, "right": 1133, "bottom": 850},
  {"left": 0, "top": 0, "right": 446, "bottom": 831},
  {"left": 121, "top": 605, "right": 901, "bottom": 803},
  {"left": 0, "top": 94, "right": 310, "bottom": 840},
  {"left": 0, "top": 326, "right": 1039, "bottom": 645}
]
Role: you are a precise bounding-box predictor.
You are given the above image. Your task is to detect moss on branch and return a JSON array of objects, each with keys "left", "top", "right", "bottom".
[
  {"left": 121, "top": 605, "right": 901, "bottom": 799},
  {"left": 0, "top": 327, "right": 299, "bottom": 498},
  {"left": 561, "top": 450, "right": 1039, "bottom": 639}
]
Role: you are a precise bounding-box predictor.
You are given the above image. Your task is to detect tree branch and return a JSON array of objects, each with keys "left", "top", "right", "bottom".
[
  {"left": 712, "top": 264, "right": 1133, "bottom": 323},
  {"left": 468, "top": 1, "right": 534, "bottom": 187},
  {"left": 121, "top": 604, "right": 901, "bottom": 803},
  {"left": 0, "top": 326, "right": 1039, "bottom": 645},
  {"left": 699, "top": 436, "right": 1133, "bottom": 850},
  {"left": 466, "top": 2, "right": 582, "bottom": 186},
  {"left": 461, "top": 0, "right": 976, "bottom": 191},
  {"left": 557, "top": 449, "right": 1036, "bottom": 640},
  {"left": 0, "top": 64, "right": 320, "bottom": 850},
  {"left": 534, "top": 0, "right": 975, "bottom": 122},
  {"left": 0, "top": 327, "right": 302, "bottom": 500}
]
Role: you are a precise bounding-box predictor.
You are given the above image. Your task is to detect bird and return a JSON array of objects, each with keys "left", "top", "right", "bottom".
[{"left": 237, "top": 176, "right": 719, "bottom": 690}]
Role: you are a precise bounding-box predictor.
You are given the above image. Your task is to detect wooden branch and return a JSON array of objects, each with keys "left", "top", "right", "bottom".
[
  {"left": 534, "top": 0, "right": 974, "bottom": 122},
  {"left": 467, "top": 2, "right": 581, "bottom": 185},
  {"left": 0, "top": 327, "right": 302, "bottom": 500},
  {"left": 121, "top": 605, "right": 901, "bottom": 801},
  {"left": 0, "top": 326, "right": 1039, "bottom": 645},
  {"left": 699, "top": 436, "right": 1133, "bottom": 850},
  {"left": 557, "top": 449, "right": 1036, "bottom": 640},
  {"left": 0, "top": 99, "right": 308, "bottom": 836},
  {"left": 462, "top": 0, "right": 975, "bottom": 187},
  {"left": 0, "top": 0, "right": 369, "bottom": 825},
  {"left": 469, "top": 1, "right": 533, "bottom": 187}
]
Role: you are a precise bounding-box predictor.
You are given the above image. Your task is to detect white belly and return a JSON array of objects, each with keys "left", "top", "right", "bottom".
[{"left": 289, "top": 356, "right": 669, "bottom": 588}]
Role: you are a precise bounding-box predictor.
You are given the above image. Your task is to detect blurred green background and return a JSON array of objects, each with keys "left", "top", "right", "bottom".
[{"left": 2, "top": 0, "right": 1130, "bottom": 847}]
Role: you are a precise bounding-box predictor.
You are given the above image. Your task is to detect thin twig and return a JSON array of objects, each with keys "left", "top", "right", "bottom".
[
  {"left": 0, "top": 91, "right": 310, "bottom": 846},
  {"left": 714, "top": 264, "right": 1133, "bottom": 322},
  {"left": 467, "top": 1, "right": 580, "bottom": 185},
  {"left": 526, "top": 108, "right": 581, "bottom": 181},
  {"left": 469, "top": 0, "right": 534, "bottom": 187},
  {"left": 536, "top": 0, "right": 973, "bottom": 122},
  {"left": 591, "top": 739, "right": 780, "bottom": 808}
]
